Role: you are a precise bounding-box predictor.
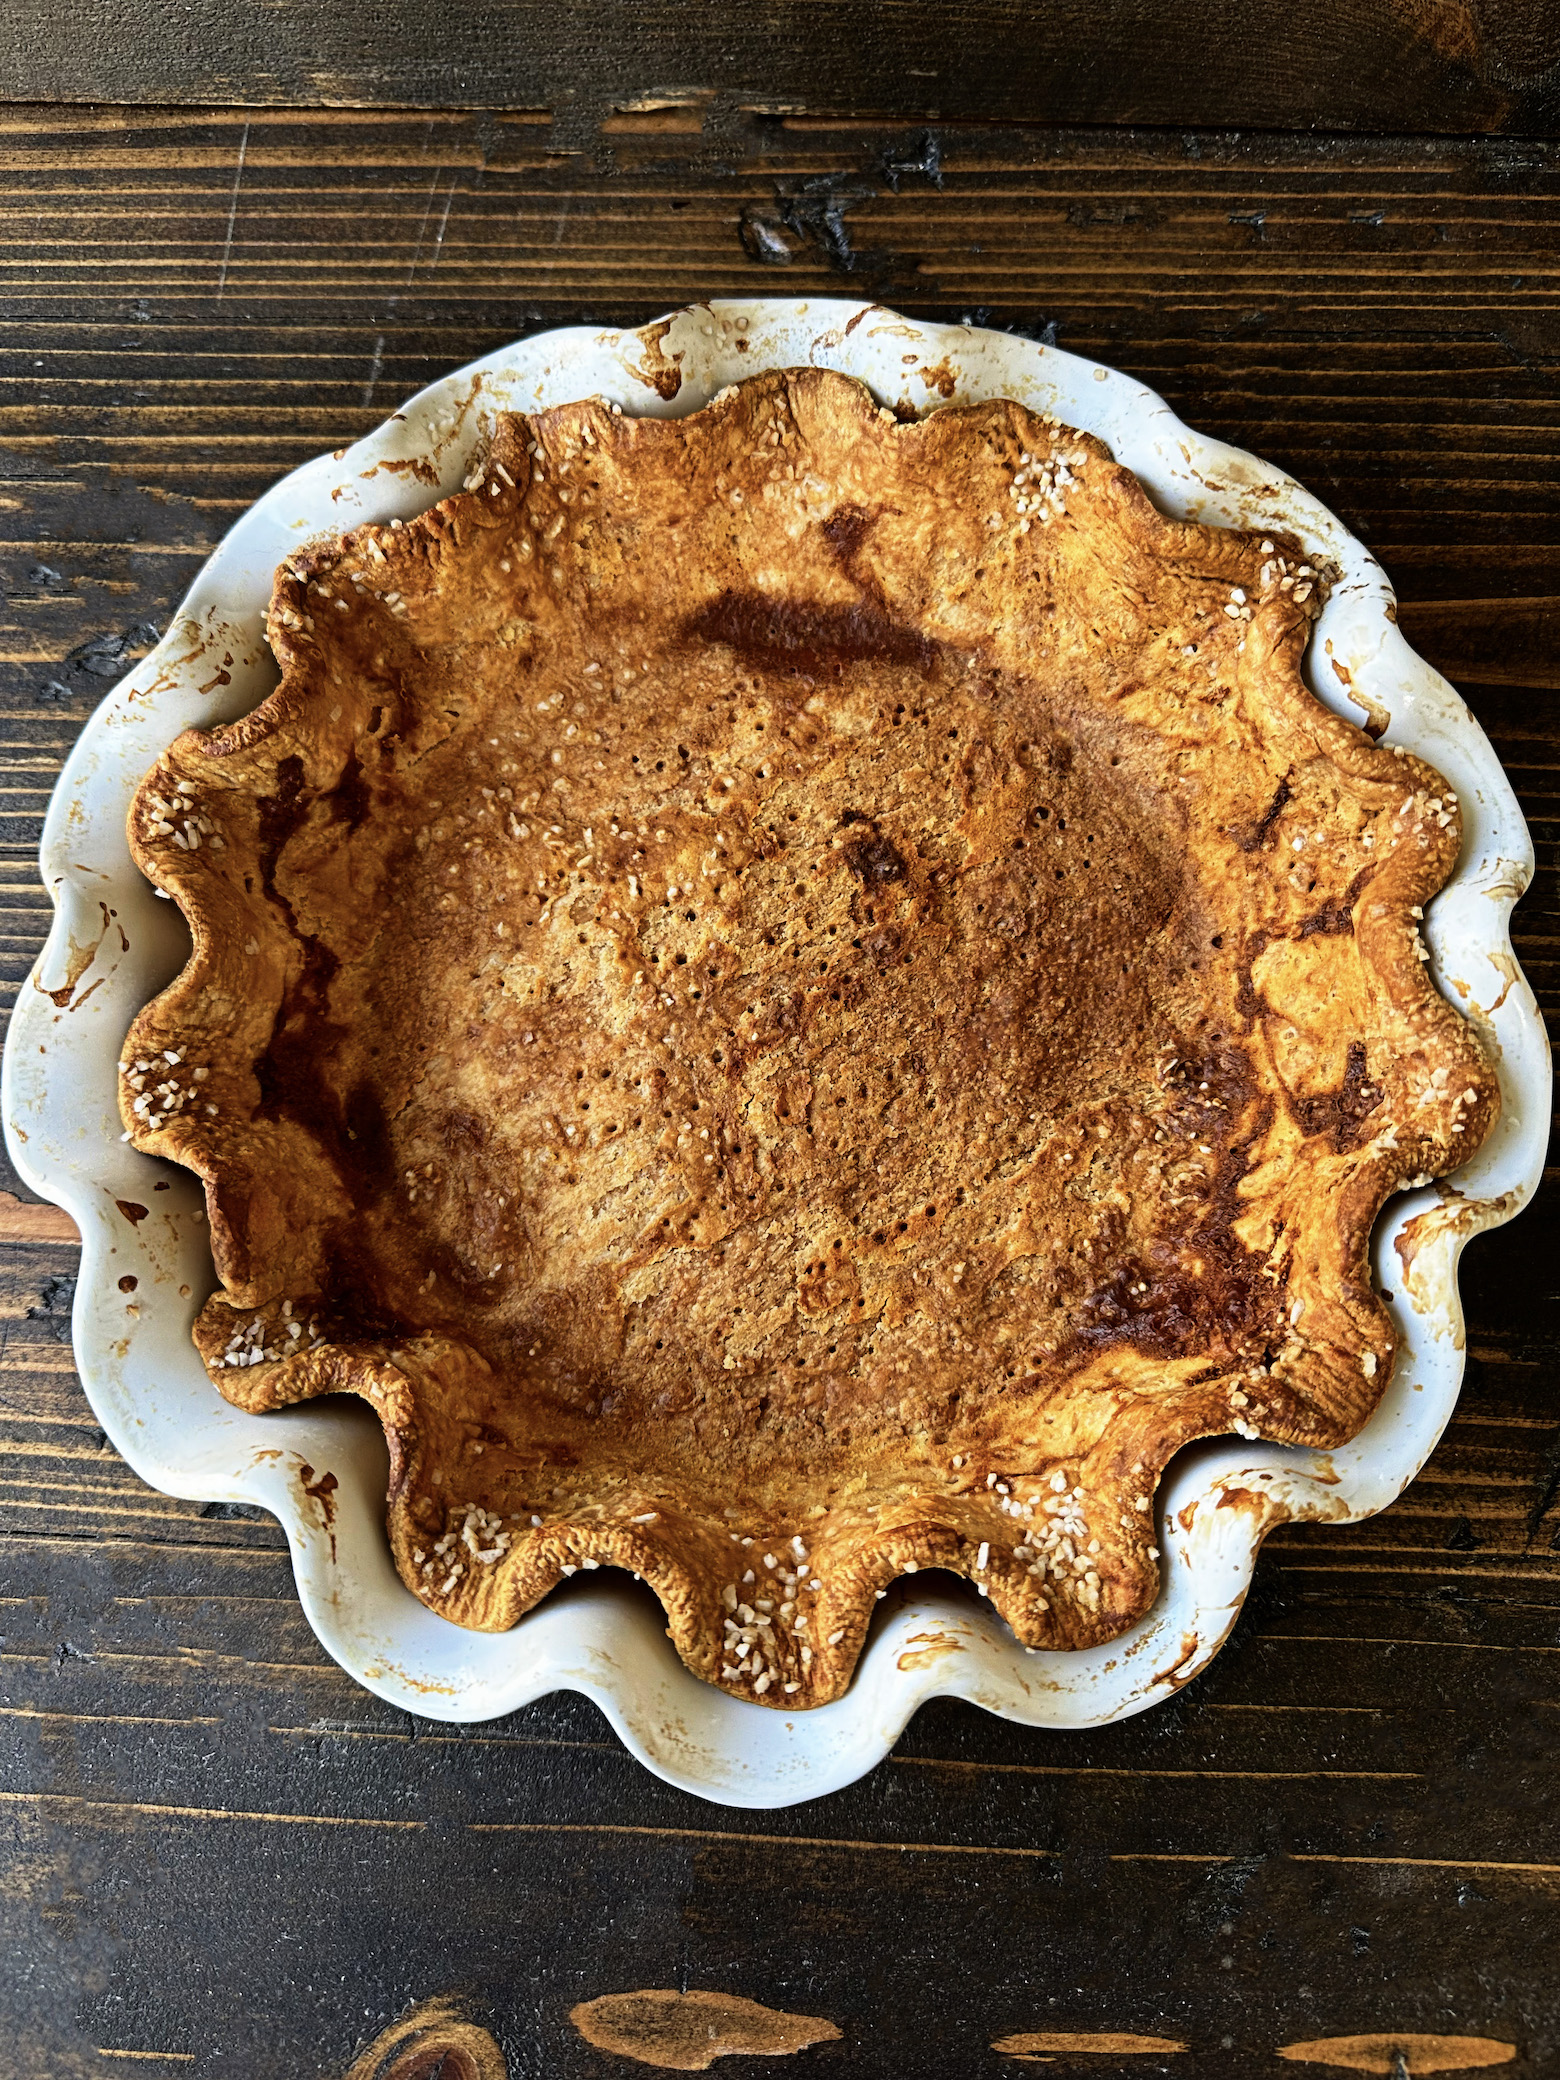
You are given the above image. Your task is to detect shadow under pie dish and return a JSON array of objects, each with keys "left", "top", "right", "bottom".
[{"left": 119, "top": 365, "right": 1498, "bottom": 1710}]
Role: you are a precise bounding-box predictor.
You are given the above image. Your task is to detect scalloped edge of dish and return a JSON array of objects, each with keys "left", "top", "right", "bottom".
[{"left": 3, "top": 299, "right": 1547, "bottom": 1808}]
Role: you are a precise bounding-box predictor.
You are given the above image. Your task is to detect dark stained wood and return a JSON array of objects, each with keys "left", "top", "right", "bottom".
[
  {"left": 5, "top": 0, "right": 1560, "bottom": 140},
  {"left": 1397, "top": 599, "right": 1560, "bottom": 688},
  {"left": 1, "top": 93, "right": 1558, "bottom": 2080}
]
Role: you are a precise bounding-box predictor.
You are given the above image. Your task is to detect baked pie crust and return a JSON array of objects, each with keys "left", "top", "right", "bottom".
[{"left": 121, "top": 368, "right": 1497, "bottom": 1707}]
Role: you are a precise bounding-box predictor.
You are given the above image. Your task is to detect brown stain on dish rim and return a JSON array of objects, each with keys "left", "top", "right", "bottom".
[
  {"left": 299, "top": 1461, "right": 340, "bottom": 1560},
  {"left": 1149, "top": 1630, "right": 1202, "bottom": 1690},
  {"left": 357, "top": 1654, "right": 461, "bottom": 1698},
  {"left": 38, "top": 916, "right": 109, "bottom": 1007},
  {"left": 1392, "top": 1187, "right": 1523, "bottom": 1338},
  {"left": 1215, "top": 1482, "right": 1271, "bottom": 1515},
  {"left": 114, "top": 1197, "right": 148, "bottom": 1225},
  {"left": 569, "top": 1989, "right": 842, "bottom": 2071},
  {"left": 1274, "top": 2033, "right": 1517, "bottom": 2074},
  {"left": 993, "top": 2031, "right": 1189, "bottom": 2058},
  {"left": 918, "top": 356, "right": 959, "bottom": 398},
  {"left": 1327, "top": 640, "right": 1392, "bottom": 740},
  {"left": 299, "top": 1462, "right": 339, "bottom": 1515},
  {"left": 633, "top": 317, "right": 685, "bottom": 400},
  {"left": 1395, "top": 1191, "right": 1471, "bottom": 1289},
  {"left": 895, "top": 1628, "right": 966, "bottom": 1672},
  {"left": 360, "top": 452, "right": 442, "bottom": 488}
]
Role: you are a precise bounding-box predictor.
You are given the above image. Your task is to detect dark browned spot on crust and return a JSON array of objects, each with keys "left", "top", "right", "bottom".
[
  {"left": 331, "top": 747, "right": 373, "bottom": 831},
  {"left": 1071, "top": 1046, "right": 1279, "bottom": 1367},
  {"left": 1297, "top": 905, "right": 1355, "bottom": 939},
  {"left": 841, "top": 827, "right": 907, "bottom": 887},
  {"left": 257, "top": 751, "right": 308, "bottom": 897},
  {"left": 1297, "top": 865, "right": 1374, "bottom": 939},
  {"left": 1291, "top": 1039, "right": 1384, "bottom": 1151},
  {"left": 1234, "top": 770, "right": 1293, "bottom": 852},
  {"left": 687, "top": 586, "right": 937, "bottom": 677},
  {"left": 821, "top": 500, "right": 874, "bottom": 568}
]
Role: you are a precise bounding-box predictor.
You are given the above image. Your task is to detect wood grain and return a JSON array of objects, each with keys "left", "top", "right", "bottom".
[
  {"left": 4, "top": 1, "right": 1560, "bottom": 139},
  {"left": 0, "top": 1191, "right": 77, "bottom": 1242},
  {"left": 992, "top": 2033, "right": 1191, "bottom": 2055},
  {"left": 569, "top": 1990, "right": 841, "bottom": 2071},
  {"left": 0, "top": 98, "right": 1556, "bottom": 2080},
  {"left": 342, "top": 1997, "right": 507, "bottom": 2080},
  {"left": 1275, "top": 2037, "right": 1518, "bottom": 2074}
]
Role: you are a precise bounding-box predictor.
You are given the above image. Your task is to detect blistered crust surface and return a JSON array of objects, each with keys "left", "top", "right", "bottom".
[{"left": 121, "top": 369, "right": 1497, "bottom": 1708}]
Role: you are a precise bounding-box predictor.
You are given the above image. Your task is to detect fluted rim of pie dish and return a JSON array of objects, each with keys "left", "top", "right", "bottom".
[{"left": 4, "top": 301, "right": 1548, "bottom": 1808}]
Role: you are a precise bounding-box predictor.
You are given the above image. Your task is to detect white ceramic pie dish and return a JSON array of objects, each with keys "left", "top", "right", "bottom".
[{"left": 5, "top": 301, "right": 1547, "bottom": 1809}]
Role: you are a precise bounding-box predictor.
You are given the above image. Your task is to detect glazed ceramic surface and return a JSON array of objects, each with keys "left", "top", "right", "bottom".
[{"left": 5, "top": 302, "right": 1546, "bottom": 1807}]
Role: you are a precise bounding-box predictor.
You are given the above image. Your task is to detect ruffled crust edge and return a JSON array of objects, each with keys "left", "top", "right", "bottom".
[{"left": 118, "top": 370, "right": 1501, "bottom": 1706}]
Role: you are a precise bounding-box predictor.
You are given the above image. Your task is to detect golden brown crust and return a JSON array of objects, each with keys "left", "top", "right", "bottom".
[{"left": 120, "top": 368, "right": 1497, "bottom": 1707}]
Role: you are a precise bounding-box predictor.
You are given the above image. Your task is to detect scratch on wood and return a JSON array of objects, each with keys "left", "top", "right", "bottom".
[
  {"left": 267, "top": 1722, "right": 618, "bottom": 1753},
  {"left": 405, "top": 168, "right": 443, "bottom": 284},
  {"left": 215, "top": 119, "right": 249, "bottom": 301},
  {"left": 362, "top": 333, "right": 385, "bottom": 411},
  {"left": 428, "top": 177, "right": 457, "bottom": 271}
]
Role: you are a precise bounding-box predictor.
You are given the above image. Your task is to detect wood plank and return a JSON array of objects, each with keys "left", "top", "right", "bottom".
[
  {"left": 2, "top": 113, "right": 1557, "bottom": 1225},
  {"left": 4, "top": 0, "right": 1560, "bottom": 139},
  {"left": 3, "top": 1597, "right": 1556, "bottom": 2075},
  {"left": 1398, "top": 598, "right": 1560, "bottom": 688},
  {"left": 0, "top": 1191, "right": 77, "bottom": 1241}
]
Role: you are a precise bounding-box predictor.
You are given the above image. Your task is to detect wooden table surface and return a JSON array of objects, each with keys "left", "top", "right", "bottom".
[{"left": 3, "top": 11, "right": 1558, "bottom": 2077}]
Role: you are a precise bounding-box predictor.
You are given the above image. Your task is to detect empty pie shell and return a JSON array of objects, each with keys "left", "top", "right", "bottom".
[{"left": 118, "top": 368, "right": 1497, "bottom": 1708}]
